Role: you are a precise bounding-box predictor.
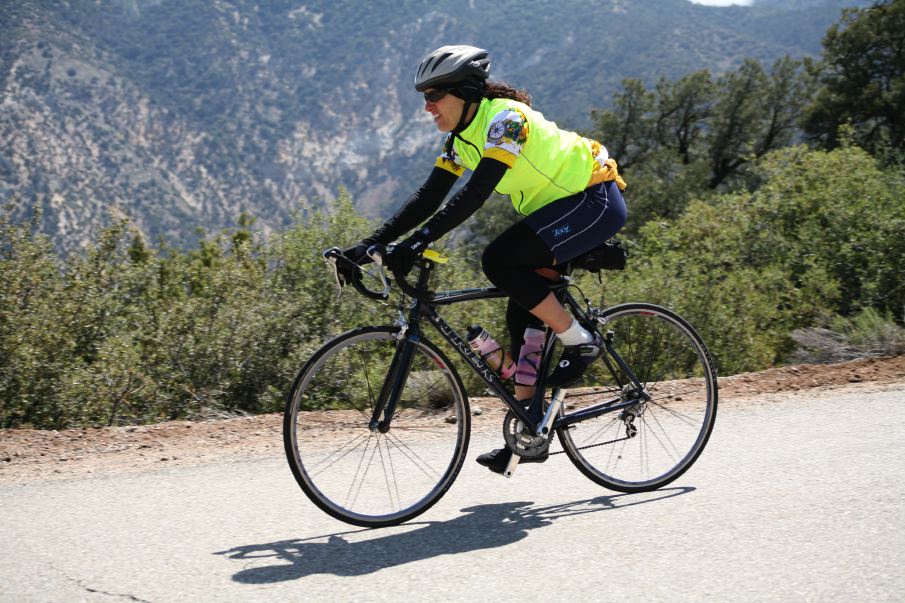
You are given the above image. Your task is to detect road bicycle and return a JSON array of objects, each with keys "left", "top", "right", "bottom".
[{"left": 283, "top": 245, "right": 717, "bottom": 527}]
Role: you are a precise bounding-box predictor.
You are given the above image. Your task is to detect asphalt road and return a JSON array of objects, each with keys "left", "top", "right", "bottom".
[{"left": 2, "top": 385, "right": 904, "bottom": 602}]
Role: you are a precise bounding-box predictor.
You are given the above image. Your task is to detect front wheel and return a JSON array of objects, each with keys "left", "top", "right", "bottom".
[
  {"left": 284, "top": 327, "right": 470, "bottom": 527},
  {"left": 557, "top": 303, "right": 717, "bottom": 492}
]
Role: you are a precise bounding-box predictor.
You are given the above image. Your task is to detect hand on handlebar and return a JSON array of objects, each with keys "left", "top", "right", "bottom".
[
  {"left": 326, "top": 242, "right": 445, "bottom": 302},
  {"left": 324, "top": 246, "right": 392, "bottom": 300},
  {"left": 338, "top": 242, "right": 373, "bottom": 285},
  {"left": 385, "top": 232, "right": 430, "bottom": 277},
  {"left": 342, "top": 242, "right": 372, "bottom": 265}
]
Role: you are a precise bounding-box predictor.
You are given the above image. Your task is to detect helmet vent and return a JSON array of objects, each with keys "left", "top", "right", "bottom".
[{"left": 431, "top": 52, "right": 454, "bottom": 73}]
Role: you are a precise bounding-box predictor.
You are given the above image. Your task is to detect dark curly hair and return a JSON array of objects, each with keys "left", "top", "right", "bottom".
[{"left": 483, "top": 80, "right": 532, "bottom": 106}]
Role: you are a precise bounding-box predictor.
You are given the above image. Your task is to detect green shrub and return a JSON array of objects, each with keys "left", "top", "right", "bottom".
[
  {"left": 576, "top": 144, "right": 905, "bottom": 374},
  {"left": 791, "top": 308, "right": 905, "bottom": 363},
  {"left": 2, "top": 143, "right": 902, "bottom": 428}
]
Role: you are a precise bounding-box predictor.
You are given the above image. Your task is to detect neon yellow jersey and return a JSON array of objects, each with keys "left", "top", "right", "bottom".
[{"left": 433, "top": 97, "right": 623, "bottom": 215}]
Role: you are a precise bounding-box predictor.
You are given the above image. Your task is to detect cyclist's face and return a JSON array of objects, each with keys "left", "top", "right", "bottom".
[{"left": 424, "top": 88, "right": 465, "bottom": 132}]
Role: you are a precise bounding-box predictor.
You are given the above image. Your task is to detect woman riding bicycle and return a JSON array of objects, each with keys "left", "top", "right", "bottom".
[{"left": 342, "top": 45, "right": 627, "bottom": 474}]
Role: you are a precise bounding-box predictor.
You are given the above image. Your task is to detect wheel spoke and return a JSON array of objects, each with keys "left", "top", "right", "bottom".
[
  {"left": 393, "top": 370, "right": 451, "bottom": 421},
  {"left": 641, "top": 412, "right": 682, "bottom": 462},
  {"left": 647, "top": 399, "right": 705, "bottom": 428},
  {"left": 377, "top": 438, "right": 400, "bottom": 513},
  {"left": 355, "top": 347, "right": 378, "bottom": 420},
  {"left": 346, "top": 437, "right": 380, "bottom": 508},
  {"left": 648, "top": 383, "right": 707, "bottom": 400},
  {"left": 307, "top": 431, "right": 371, "bottom": 477},
  {"left": 391, "top": 424, "right": 457, "bottom": 434},
  {"left": 385, "top": 430, "right": 442, "bottom": 481},
  {"left": 579, "top": 415, "right": 621, "bottom": 446}
]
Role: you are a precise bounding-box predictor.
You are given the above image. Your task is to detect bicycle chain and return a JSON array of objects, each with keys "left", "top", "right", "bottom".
[{"left": 548, "top": 434, "right": 633, "bottom": 455}]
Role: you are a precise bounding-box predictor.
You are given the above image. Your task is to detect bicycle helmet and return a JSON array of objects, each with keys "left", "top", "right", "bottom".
[{"left": 414, "top": 45, "right": 491, "bottom": 92}]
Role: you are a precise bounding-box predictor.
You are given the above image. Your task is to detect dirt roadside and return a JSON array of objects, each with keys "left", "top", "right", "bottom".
[{"left": 2, "top": 355, "right": 903, "bottom": 483}]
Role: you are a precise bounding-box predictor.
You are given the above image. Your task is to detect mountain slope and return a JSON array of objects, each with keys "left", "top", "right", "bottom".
[{"left": 0, "top": 0, "right": 865, "bottom": 252}]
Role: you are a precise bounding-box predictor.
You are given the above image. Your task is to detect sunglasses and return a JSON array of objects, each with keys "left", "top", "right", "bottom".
[{"left": 423, "top": 89, "right": 450, "bottom": 103}]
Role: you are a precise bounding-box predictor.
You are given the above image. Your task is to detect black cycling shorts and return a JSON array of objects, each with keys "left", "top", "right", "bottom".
[
  {"left": 525, "top": 179, "right": 627, "bottom": 264},
  {"left": 482, "top": 179, "right": 627, "bottom": 313}
]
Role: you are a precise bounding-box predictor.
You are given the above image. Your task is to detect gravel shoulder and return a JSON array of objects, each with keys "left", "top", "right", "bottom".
[{"left": 2, "top": 355, "right": 903, "bottom": 484}]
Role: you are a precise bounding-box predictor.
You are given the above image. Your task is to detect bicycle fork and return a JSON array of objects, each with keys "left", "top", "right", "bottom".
[{"left": 368, "top": 337, "right": 418, "bottom": 433}]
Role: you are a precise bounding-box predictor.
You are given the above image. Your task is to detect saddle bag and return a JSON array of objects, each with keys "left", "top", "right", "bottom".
[{"left": 572, "top": 240, "right": 628, "bottom": 272}]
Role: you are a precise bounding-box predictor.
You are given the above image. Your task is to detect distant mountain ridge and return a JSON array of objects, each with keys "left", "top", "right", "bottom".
[{"left": 0, "top": 0, "right": 867, "bottom": 252}]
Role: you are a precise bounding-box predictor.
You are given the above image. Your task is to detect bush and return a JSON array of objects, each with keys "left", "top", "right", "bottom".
[
  {"left": 0, "top": 194, "right": 396, "bottom": 428},
  {"left": 575, "top": 144, "right": 905, "bottom": 374},
  {"left": 2, "top": 143, "right": 902, "bottom": 428},
  {"left": 791, "top": 308, "right": 905, "bottom": 364}
]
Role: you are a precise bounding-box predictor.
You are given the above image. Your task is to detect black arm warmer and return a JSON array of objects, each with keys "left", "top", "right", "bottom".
[
  {"left": 368, "top": 167, "right": 458, "bottom": 245},
  {"left": 419, "top": 157, "right": 508, "bottom": 241}
]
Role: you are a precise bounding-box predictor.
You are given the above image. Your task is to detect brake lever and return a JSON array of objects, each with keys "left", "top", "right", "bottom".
[
  {"left": 366, "top": 245, "right": 392, "bottom": 299},
  {"left": 322, "top": 247, "right": 345, "bottom": 300}
]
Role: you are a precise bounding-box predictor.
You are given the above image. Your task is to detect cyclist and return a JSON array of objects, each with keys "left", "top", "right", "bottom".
[{"left": 342, "top": 45, "right": 627, "bottom": 474}]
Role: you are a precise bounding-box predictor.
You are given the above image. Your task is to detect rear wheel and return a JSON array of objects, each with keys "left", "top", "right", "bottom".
[
  {"left": 557, "top": 303, "right": 717, "bottom": 492},
  {"left": 284, "top": 327, "right": 470, "bottom": 527}
]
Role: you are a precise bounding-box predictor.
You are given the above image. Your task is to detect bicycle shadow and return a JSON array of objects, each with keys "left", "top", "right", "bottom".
[{"left": 215, "top": 487, "right": 694, "bottom": 584}]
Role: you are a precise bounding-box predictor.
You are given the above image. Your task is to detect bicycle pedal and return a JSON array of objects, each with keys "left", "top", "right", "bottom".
[{"left": 503, "top": 452, "right": 521, "bottom": 478}]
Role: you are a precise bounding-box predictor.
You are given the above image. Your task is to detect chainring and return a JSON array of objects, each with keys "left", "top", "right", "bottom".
[{"left": 503, "top": 410, "right": 551, "bottom": 459}]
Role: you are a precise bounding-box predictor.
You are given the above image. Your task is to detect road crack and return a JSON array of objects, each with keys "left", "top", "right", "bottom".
[{"left": 52, "top": 565, "right": 153, "bottom": 603}]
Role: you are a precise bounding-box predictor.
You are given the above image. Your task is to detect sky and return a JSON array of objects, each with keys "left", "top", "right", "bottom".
[{"left": 688, "top": 0, "right": 755, "bottom": 5}]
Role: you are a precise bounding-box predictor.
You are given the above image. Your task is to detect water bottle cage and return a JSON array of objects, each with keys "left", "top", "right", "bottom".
[{"left": 478, "top": 345, "right": 505, "bottom": 369}]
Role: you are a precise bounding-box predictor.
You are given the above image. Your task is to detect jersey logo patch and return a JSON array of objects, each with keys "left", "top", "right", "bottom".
[{"left": 488, "top": 122, "right": 507, "bottom": 141}]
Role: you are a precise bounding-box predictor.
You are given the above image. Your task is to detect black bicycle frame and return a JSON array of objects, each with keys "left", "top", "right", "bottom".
[{"left": 373, "top": 260, "right": 648, "bottom": 434}]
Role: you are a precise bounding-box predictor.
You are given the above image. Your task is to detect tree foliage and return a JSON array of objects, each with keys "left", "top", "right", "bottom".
[
  {"left": 0, "top": 195, "right": 363, "bottom": 428},
  {"left": 0, "top": 191, "right": 511, "bottom": 429},
  {"left": 2, "top": 144, "right": 902, "bottom": 428},
  {"left": 572, "top": 144, "right": 905, "bottom": 375},
  {"left": 803, "top": 0, "right": 905, "bottom": 153},
  {"left": 589, "top": 57, "right": 811, "bottom": 232}
]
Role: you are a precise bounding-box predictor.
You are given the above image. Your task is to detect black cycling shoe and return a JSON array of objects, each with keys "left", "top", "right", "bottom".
[
  {"left": 476, "top": 447, "right": 548, "bottom": 474},
  {"left": 548, "top": 332, "right": 603, "bottom": 387}
]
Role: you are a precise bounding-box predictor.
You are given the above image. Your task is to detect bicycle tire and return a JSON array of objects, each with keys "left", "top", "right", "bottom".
[
  {"left": 557, "top": 303, "right": 717, "bottom": 492},
  {"left": 284, "top": 326, "right": 470, "bottom": 527}
]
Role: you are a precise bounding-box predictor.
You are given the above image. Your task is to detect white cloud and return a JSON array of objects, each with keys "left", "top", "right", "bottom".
[{"left": 688, "top": 0, "right": 754, "bottom": 6}]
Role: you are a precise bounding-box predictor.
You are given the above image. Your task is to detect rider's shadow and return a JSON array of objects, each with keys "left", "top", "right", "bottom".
[{"left": 215, "top": 487, "right": 694, "bottom": 584}]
